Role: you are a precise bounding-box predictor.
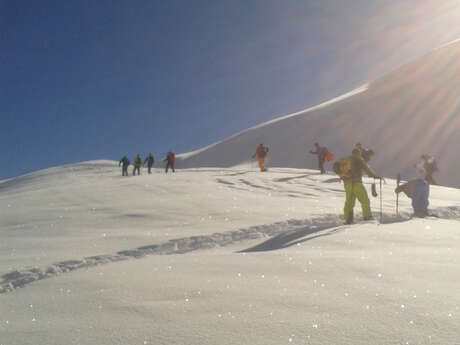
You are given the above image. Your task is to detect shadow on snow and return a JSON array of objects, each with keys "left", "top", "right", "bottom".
[{"left": 1, "top": 207, "right": 459, "bottom": 295}]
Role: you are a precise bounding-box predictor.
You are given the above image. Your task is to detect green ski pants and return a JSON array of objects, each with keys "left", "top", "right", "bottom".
[{"left": 344, "top": 180, "right": 371, "bottom": 220}]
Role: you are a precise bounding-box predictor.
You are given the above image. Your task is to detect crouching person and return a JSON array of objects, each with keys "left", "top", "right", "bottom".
[
  {"left": 395, "top": 174, "right": 430, "bottom": 218},
  {"left": 411, "top": 179, "right": 429, "bottom": 217}
]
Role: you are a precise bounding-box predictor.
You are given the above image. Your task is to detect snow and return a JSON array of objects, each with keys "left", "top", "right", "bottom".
[
  {"left": 3, "top": 39, "right": 460, "bottom": 345},
  {"left": 177, "top": 40, "right": 460, "bottom": 188},
  {"left": 1, "top": 161, "right": 460, "bottom": 344},
  {"left": 177, "top": 83, "right": 369, "bottom": 160},
  {"left": 435, "top": 38, "right": 460, "bottom": 51}
]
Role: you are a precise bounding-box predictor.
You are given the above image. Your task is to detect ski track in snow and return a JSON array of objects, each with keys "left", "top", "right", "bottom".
[{"left": 2, "top": 205, "right": 460, "bottom": 295}]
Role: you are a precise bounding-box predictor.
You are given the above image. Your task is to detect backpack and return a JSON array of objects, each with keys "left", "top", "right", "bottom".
[
  {"left": 325, "top": 150, "right": 334, "bottom": 162},
  {"left": 333, "top": 157, "right": 352, "bottom": 178},
  {"left": 262, "top": 146, "right": 269, "bottom": 157}
]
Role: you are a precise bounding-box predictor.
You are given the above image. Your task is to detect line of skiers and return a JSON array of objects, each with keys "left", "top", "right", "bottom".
[
  {"left": 253, "top": 140, "right": 436, "bottom": 222},
  {"left": 252, "top": 142, "right": 334, "bottom": 173},
  {"left": 120, "top": 142, "right": 437, "bottom": 223},
  {"left": 118, "top": 151, "right": 176, "bottom": 176}
]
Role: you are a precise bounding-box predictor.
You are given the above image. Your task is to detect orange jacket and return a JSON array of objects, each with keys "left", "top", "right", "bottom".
[{"left": 253, "top": 145, "right": 266, "bottom": 159}]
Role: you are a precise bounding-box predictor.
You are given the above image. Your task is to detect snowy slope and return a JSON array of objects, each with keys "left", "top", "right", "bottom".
[
  {"left": 178, "top": 40, "right": 460, "bottom": 188},
  {"left": 1, "top": 161, "right": 460, "bottom": 344}
]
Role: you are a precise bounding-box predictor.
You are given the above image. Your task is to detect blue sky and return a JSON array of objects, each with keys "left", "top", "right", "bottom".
[{"left": 2, "top": 0, "right": 460, "bottom": 178}]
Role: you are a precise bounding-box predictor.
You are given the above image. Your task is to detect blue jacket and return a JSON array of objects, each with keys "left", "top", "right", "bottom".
[{"left": 411, "top": 179, "right": 429, "bottom": 211}]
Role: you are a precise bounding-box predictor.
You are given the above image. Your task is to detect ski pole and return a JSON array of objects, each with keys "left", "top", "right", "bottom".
[
  {"left": 396, "top": 173, "right": 401, "bottom": 216},
  {"left": 379, "top": 177, "right": 383, "bottom": 223}
]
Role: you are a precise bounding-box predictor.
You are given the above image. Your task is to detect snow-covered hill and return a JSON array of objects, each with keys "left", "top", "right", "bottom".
[
  {"left": 1, "top": 161, "right": 460, "bottom": 344},
  {"left": 178, "top": 40, "right": 460, "bottom": 188}
]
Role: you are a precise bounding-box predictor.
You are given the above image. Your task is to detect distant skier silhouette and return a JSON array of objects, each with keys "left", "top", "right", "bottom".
[
  {"left": 252, "top": 144, "right": 269, "bottom": 172},
  {"left": 164, "top": 151, "right": 175, "bottom": 173},
  {"left": 310, "top": 143, "right": 329, "bottom": 174},
  {"left": 119, "top": 156, "right": 130, "bottom": 176},
  {"left": 133, "top": 154, "right": 142, "bottom": 176},
  {"left": 144, "top": 153, "right": 155, "bottom": 174}
]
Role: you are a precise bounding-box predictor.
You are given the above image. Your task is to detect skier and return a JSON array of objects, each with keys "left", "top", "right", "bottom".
[
  {"left": 411, "top": 179, "right": 430, "bottom": 217},
  {"left": 119, "top": 156, "right": 130, "bottom": 176},
  {"left": 164, "top": 150, "right": 175, "bottom": 173},
  {"left": 144, "top": 153, "right": 155, "bottom": 174},
  {"left": 341, "top": 148, "right": 380, "bottom": 224},
  {"left": 395, "top": 160, "right": 430, "bottom": 217},
  {"left": 133, "top": 154, "right": 142, "bottom": 176},
  {"left": 310, "top": 143, "right": 328, "bottom": 174},
  {"left": 252, "top": 144, "right": 269, "bottom": 172}
]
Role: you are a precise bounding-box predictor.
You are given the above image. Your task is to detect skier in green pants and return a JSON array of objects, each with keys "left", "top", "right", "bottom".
[{"left": 343, "top": 148, "right": 380, "bottom": 224}]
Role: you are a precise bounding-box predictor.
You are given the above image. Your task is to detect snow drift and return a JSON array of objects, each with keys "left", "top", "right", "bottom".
[{"left": 1, "top": 162, "right": 460, "bottom": 344}]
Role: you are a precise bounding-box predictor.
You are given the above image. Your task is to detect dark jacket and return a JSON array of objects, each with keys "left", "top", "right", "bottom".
[
  {"left": 144, "top": 155, "right": 154, "bottom": 166},
  {"left": 119, "top": 156, "right": 130, "bottom": 167},
  {"left": 310, "top": 146, "right": 328, "bottom": 160}
]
